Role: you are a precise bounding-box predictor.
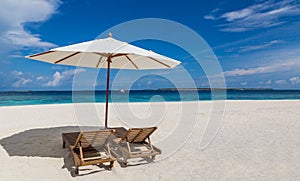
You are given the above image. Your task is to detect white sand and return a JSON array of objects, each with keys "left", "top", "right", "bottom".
[{"left": 0, "top": 100, "right": 299, "bottom": 180}]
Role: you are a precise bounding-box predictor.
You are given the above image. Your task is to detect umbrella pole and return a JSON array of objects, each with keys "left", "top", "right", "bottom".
[{"left": 105, "top": 56, "right": 111, "bottom": 128}]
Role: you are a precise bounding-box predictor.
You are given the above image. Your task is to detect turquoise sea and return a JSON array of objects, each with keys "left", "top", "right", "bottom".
[{"left": 0, "top": 90, "right": 300, "bottom": 107}]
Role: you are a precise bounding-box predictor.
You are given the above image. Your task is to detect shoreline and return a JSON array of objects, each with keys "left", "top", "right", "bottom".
[{"left": 1, "top": 99, "right": 300, "bottom": 108}]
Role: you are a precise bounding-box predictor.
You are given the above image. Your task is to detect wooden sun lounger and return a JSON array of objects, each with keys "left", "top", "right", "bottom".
[
  {"left": 62, "top": 130, "right": 116, "bottom": 175},
  {"left": 111, "top": 127, "right": 161, "bottom": 165}
]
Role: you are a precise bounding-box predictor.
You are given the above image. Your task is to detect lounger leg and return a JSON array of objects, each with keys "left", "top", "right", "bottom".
[
  {"left": 109, "top": 161, "right": 114, "bottom": 169},
  {"left": 75, "top": 167, "right": 79, "bottom": 175},
  {"left": 123, "top": 158, "right": 128, "bottom": 166},
  {"left": 151, "top": 155, "right": 156, "bottom": 160}
]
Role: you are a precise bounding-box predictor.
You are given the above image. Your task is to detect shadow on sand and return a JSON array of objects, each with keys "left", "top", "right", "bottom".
[
  {"left": 0, "top": 126, "right": 155, "bottom": 176},
  {"left": 0, "top": 126, "right": 105, "bottom": 176}
]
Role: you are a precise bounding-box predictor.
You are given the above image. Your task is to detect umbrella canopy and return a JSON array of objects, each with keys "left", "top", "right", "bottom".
[
  {"left": 27, "top": 33, "right": 180, "bottom": 69},
  {"left": 26, "top": 33, "right": 181, "bottom": 127}
]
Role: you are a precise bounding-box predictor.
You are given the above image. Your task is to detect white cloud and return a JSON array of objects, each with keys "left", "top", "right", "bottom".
[
  {"left": 12, "top": 78, "right": 32, "bottom": 88},
  {"left": 240, "top": 82, "right": 247, "bottom": 86},
  {"left": 239, "top": 40, "right": 284, "bottom": 52},
  {"left": 10, "top": 70, "right": 32, "bottom": 88},
  {"left": 221, "top": 8, "right": 253, "bottom": 21},
  {"left": 36, "top": 76, "right": 45, "bottom": 81},
  {"left": 45, "top": 71, "right": 61, "bottom": 87},
  {"left": 275, "top": 79, "right": 287, "bottom": 84},
  {"left": 290, "top": 76, "right": 300, "bottom": 84},
  {"left": 44, "top": 68, "right": 86, "bottom": 87},
  {"left": 0, "top": 0, "right": 61, "bottom": 49},
  {"left": 259, "top": 77, "right": 300, "bottom": 86},
  {"left": 223, "top": 60, "right": 300, "bottom": 76},
  {"left": 203, "top": 15, "right": 217, "bottom": 20},
  {"left": 205, "top": 0, "right": 300, "bottom": 32},
  {"left": 11, "top": 70, "right": 23, "bottom": 76},
  {"left": 2, "top": 29, "right": 56, "bottom": 47}
]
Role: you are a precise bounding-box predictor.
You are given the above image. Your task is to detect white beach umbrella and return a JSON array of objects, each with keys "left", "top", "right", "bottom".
[{"left": 26, "top": 33, "right": 181, "bottom": 127}]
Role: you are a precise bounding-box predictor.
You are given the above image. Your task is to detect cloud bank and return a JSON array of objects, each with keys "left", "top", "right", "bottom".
[
  {"left": 0, "top": 0, "right": 61, "bottom": 49},
  {"left": 223, "top": 60, "right": 299, "bottom": 77},
  {"left": 44, "top": 68, "right": 86, "bottom": 87},
  {"left": 204, "top": 0, "right": 300, "bottom": 32}
]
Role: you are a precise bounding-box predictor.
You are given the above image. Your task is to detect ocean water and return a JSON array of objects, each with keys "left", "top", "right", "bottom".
[{"left": 0, "top": 90, "right": 300, "bottom": 107}]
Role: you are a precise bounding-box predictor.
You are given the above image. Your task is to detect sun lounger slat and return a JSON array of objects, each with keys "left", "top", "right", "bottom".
[
  {"left": 111, "top": 127, "right": 161, "bottom": 165},
  {"left": 62, "top": 129, "right": 116, "bottom": 175}
]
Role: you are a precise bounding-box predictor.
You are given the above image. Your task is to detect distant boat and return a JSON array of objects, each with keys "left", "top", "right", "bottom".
[{"left": 120, "top": 89, "right": 126, "bottom": 94}]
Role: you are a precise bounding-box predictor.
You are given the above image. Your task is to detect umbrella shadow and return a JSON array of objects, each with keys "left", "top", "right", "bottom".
[
  {"left": 110, "top": 143, "right": 155, "bottom": 168},
  {"left": 117, "top": 157, "right": 155, "bottom": 168},
  {"left": 0, "top": 125, "right": 102, "bottom": 176}
]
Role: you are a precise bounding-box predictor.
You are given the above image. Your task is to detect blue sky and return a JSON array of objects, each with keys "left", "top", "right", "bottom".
[{"left": 1, "top": 0, "right": 300, "bottom": 90}]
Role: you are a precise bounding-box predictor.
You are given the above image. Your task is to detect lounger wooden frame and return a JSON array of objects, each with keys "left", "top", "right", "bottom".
[
  {"left": 111, "top": 127, "right": 161, "bottom": 165},
  {"left": 62, "top": 130, "right": 116, "bottom": 175}
]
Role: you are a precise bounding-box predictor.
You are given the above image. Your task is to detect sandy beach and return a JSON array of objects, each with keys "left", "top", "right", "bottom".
[{"left": 0, "top": 100, "right": 299, "bottom": 180}]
